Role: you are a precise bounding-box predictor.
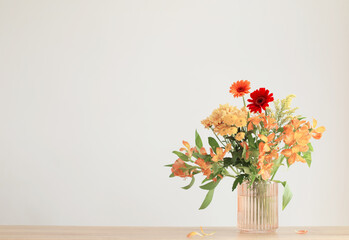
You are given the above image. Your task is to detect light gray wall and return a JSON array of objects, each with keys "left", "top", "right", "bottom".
[{"left": 0, "top": 0, "right": 348, "bottom": 226}]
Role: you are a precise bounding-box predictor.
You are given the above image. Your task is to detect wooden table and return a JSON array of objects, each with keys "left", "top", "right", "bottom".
[{"left": 0, "top": 226, "right": 348, "bottom": 240}]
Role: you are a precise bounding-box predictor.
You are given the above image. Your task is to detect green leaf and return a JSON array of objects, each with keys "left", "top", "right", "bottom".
[
  {"left": 232, "top": 174, "right": 245, "bottom": 192},
  {"left": 201, "top": 178, "right": 210, "bottom": 184},
  {"left": 277, "top": 127, "right": 284, "bottom": 133},
  {"left": 248, "top": 175, "right": 256, "bottom": 188},
  {"left": 303, "top": 152, "right": 312, "bottom": 167},
  {"left": 271, "top": 155, "right": 284, "bottom": 176},
  {"left": 273, "top": 180, "right": 286, "bottom": 187},
  {"left": 164, "top": 164, "right": 173, "bottom": 167},
  {"left": 308, "top": 143, "right": 314, "bottom": 152},
  {"left": 247, "top": 134, "right": 256, "bottom": 148},
  {"left": 200, "top": 179, "right": 220, "bottom": 190},
  {"left": 193, "top": 152, "right": 211, "bottom": 161},
  {"left": 169, "top": 172, "right": 175, "bottom": 178},
  {"left": 192, "top": 152, "right": 200, "bottom": 159},
  {"left": 199, "top": 189, "right": 214, "bottom": 210},
  {"left": 223, "top": 157, "right": 233, "bottom": 167},
  {"left": 282, "top": 183, "right": 293, "bottom": 210},
  {"left": 242, "top": 145, "right": 247, "bottom": 162},
  {"left": 195, "top": 130, "right": 203, "bottom": 149},
  {"left": 172, "top": 151, "right": 188, "bottom": 161},
  {"left": 182, "top": 176, "right": 195, "bottom": 190},
  {"left": 285, "top": 155, "right": 290, "bottom": 168},
  {"left": 208, "top": 137, "right": 219, "bottom": 153},
  {"left": 212, "top": 163, "right": 219, "bottom": 175},
  {"left": 241, "top": 167, "right": 251, "bottom": 174}
]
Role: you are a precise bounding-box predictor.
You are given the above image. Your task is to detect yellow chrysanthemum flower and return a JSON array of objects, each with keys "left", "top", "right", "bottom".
[
  {"left": 222, "top": 114, "right": 237, "bottom": 126},
  {"left": 235, "top": 117, "right": 247, "bottom": 127},
  {"left": 201, "top": 103, "right": 247, "bottom": 136},
  {"left": 235, "top": 132, "right": 245, "bottom": 141}
]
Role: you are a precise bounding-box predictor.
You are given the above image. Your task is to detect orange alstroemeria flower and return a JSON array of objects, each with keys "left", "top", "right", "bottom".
[
  {"left": 248, "top": 114, "right": 278, "bottom": 131},
  {"left": 281, "top": 117, "right": 325, "bottom": 166},
  {"left": 195, "top": 158, "right": 212, "bottom": 179},
  {"left": 281, "top": 145, "right": 308, "bottom": 165},
  {"left": 258, "top": 163, "right": 273, "bottom": 180},
  {"left": 264, "top": 149, "right": 279, "bottom": 162},
  {"left": 200, "top": 147, "right": 207, "bottom": 155},
  {"left": 259, "top": 142, "right": 271, "bottom": 155},
  {"left": 294, "top": 128, "right": 311, "bottom": 146},
  {"left": 283, "top": 125, "right": 295, "bottom": 146},
  {"left": 264, "top": 116, "right": 278, "bottom": 130},
  {"left": 179, "top": 141, "right": 195, "bottom": 157},
  {"left": 247, "top": 114, "right": 266, "bottom": 131},
  {"left": 256, "top": 132, "right": 280, "bottom": 180},
  {"left": 210, "top": 144, "right": 232, "bottom": 162},
  {"left": 291, "top": 118, "right": 306, "bottom": 129},
  {"left": 171, "top": 159, "right": 192, "bottom": 178}
]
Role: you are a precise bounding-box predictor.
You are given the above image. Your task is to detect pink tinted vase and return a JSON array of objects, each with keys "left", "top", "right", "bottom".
[{"left": 237, "top": 181, "right": 278, "bottom": 233}]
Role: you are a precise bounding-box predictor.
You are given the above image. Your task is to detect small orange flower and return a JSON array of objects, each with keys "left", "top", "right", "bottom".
[
  {"left": 258, "top": 163, "right": 273, "bottom": 180},
  {"left": 264, "top": 116, "right": 278, "bottom": 130},
  {"left": 247, "top": 113, "right": 278, "bottom": 131},
  {"left": 200, "top": 147, "right": 207, "bottom": 155},
  {"left": 179, "top": 141, "right": 195, "bottom": 157},
  {"left": 229, "top": 80, "right": 251, "bottom": 98},
  {"left": 281, "top": 144, "right": 308, "bottom": 165},
  {"left": 171, "top": 159, "right": 192, "bottom": 178},
  {"left": 210, "top": 144, "right": 232, "bottom": 162},
  {"left": 195, "top": 158, "right": 212, "bottom": 179},
  {"left": 259, "top": 141, "right": 271, "bottom": 155}
]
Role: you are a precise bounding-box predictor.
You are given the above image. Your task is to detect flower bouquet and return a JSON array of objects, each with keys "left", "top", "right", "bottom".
[{"left": 166, "top": 80, "right": 325, "bottom": 232}]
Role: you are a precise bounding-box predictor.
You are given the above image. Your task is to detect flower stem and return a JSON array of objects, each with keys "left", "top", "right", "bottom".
[
  {"left": 230, "top": 166, "right": 239, "bottom": 175},
  {"left": 211, "top": 128, "right": 226, "bottom": 147},
  {"left": 242, "top": 96, "right": 247, "bottom": 108}
]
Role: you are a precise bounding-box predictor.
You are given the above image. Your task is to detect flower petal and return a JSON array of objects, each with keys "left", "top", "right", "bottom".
[
  {"left": 316, "top": 126, "right": 326, "bottom": 133},
  {"left": 295, "top": 230, "right": 308, "bottom": 234},
  {"left": 183, "top": 141, "right": 191, "bottom": 150},
  {"left": 259, "top": 134, "right": 268, "bottom": 143},
  {"left": 281, "top": 149, "right": 292, "bottom": 157},
  {"left": 200, "top": 147, "right": 207, "bottom": 155},
  {"left": 187, "top": 232, "right": 203, "bottom": 238},
  {"left": 267, "top": 133, "right": 275, "bottom": 142},
  {"left": 247, "top": 122, "right": 254, "bottom": 131}
]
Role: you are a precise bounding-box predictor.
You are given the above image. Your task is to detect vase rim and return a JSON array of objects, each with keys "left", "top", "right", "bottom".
[{"left": 241, "top": 180, "right": 278, "bottom": 185}]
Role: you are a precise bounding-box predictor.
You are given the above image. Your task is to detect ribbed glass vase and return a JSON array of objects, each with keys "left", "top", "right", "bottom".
[{"left": 237, "top": 181, "right": 278, "bottom": 233}]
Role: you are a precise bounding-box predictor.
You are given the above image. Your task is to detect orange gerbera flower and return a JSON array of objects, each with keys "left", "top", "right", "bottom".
[{"left": 229, "top": 80, "right": 251, "bottom": 98}]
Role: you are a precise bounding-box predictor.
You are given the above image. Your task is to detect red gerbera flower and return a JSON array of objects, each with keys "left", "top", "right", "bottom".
[
  {"left": 229, "top": 80, "right": 251, "bottom": 98},
  {"left": 247, "top": 88, "right": 274, "bottom": 113}
]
